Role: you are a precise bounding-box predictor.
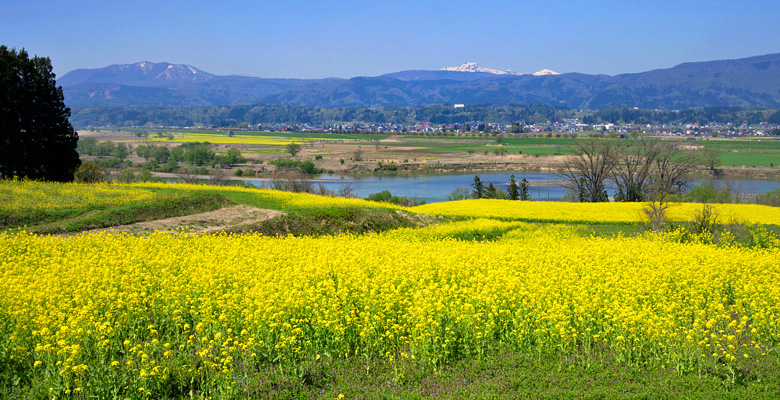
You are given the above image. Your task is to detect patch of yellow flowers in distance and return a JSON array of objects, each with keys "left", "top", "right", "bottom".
[
  {"left": 142, "top": 132, "right": 362, "bottom": 146},
  {"left": 2, "top": 220, "right": 778, "bottom": 395},
  {"left": 413, "top": 199, "right": 780, "bottom": 225}
]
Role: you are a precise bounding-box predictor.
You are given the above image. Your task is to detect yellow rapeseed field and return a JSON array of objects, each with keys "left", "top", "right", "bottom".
[
  {"left": 0, "top": 179, "right": 404, "bottom": 216},
  {"left": 412, "top": 199, "right": 780, "bottom": 225},
  {"left": 140, "top": 132, "right": 361, "bottom": 146},
  {"left": 3, "top": 181, "right": 780, "bottom": 397},
  {"left": 0, "top": 179, "right": 170, "bottom": 213},
  {"left": 1, "top": 222, "right": 778, "bottom": 396}
]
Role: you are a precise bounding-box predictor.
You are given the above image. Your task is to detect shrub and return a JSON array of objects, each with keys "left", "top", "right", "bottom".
[{"left": 756, "top": 189, "right": 780, "bottom": 207}]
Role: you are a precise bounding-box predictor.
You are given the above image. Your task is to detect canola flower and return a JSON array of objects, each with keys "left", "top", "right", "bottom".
[
  {"left": 129, "top": 181, "right": 406, "bottom": 211},
  {"left": 140, "top": 132, "right": 362, "bottom": 146},
  {"left": 0, "top": 179, "right": 172, "bottom": 214},
  {"left": 1, "top": 223, "right": 778, "bottom": 397},
  {"left": 412, "top": 199, "right": 780, "bottom": 225},
  {"left": 0, "top": 180, "right": 405, "bottom": 217}
]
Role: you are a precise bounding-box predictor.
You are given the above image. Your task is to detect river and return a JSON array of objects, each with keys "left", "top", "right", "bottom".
[{"left": 244, "top": 171, "right": 780, "bottom": 203}]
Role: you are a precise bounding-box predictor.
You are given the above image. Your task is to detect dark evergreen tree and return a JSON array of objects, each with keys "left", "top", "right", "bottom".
[
  {"left": 519, "top": 178, "right": 530, "bottom": 201},
  {"left": 486, "top": 183, "right": 498, "bottom": 199},
  {"left": 471, "top": 175, "right": 485, "bottom": 199},
  {"left": 507, "top": 174, "right": 519, "bottom": 200},
  {"left": 0, "top": 46, "right": 80, "bottom": 181}
]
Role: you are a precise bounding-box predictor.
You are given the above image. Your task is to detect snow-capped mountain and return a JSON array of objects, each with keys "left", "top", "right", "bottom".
[
  {"left": 59, "top": 61, "right": 330, "bottom": 107},
  {"left": 60, "top": 53, "right": 780, "bottom": 109},
  {"left": 440, "top": 62, "right": 559, "bottom": 76},
  {"left": 59, "top": 61, "right": 215, "bottom": 87},
  {"left": 440, "top": 62, "right": 523, "bottom": 75},
  {"left": 531, "top": 69, "right": 561, "bottom": 76}
]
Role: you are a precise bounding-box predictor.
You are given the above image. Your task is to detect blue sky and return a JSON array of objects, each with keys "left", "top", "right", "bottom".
[{"left": 2, "top": 0, "right": 779, "bottom": 79}]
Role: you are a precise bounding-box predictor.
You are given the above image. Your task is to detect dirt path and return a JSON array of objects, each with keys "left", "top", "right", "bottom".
[{"left": 90, "top": 205, "right": 285, "bottom": 234}]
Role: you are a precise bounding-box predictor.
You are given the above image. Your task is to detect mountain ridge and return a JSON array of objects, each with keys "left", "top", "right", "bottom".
[{"left": 60, "top": 53, "right": 780, "bottom": 110}]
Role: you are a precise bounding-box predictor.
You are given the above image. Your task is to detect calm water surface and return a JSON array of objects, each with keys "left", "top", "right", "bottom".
[{"left": 245, "top": 171, "right": 780, "bottom": 203}]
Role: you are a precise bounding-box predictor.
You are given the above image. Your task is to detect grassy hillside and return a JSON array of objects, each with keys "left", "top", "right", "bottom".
[{"left": 0, "top": 180, "right": 426, "bottom": 235}]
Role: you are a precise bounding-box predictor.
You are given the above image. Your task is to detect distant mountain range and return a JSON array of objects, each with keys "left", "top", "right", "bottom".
[{"left": 60, "top": 54, "right": 780, "bottom": 110}]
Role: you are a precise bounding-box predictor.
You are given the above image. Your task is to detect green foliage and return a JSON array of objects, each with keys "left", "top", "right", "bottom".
[
  {"left": 366, "top": 190, "right": 425, "bottom": 206},
  {"left": 69, "top": 104, "right": 575, "bottom": 128},
  {"left": 162, "top": 157, "right": 179, "bottom": 172},
  {"left": 376, "top": 161, "right": 398, "bottom": 171},
  {"left": 234, "top": 207, "right": 422, "bottom": 236},
  {"left": 0, "top": 46, "right": 80, "bottom": 181},
  {"left": 286, "top": 143, "right": 302, "bottom": 156},
  {"left": 583, "top": 106, "right": 777, "bottom": 126},
  {"left": 684, "top": 184, "right": 739, "bottom": 204},
  {"left": 268, "top": 159, "right": 323, "bottom": 175},
  {"left": 76, "top": 137, "right": 99, "bottom": 155},
  {"left": 74, "top": 162, "right": 108, "bottom": 183},
  {"left": 182, "top": 144, "right": 215, "bottom": 166},
  {"left": 446, "top": 187, "right": 470, "bottom": 201},
  {"left": 214, "top": 148, "right": 245, "bottom": 167},
  {"left": 756, "top": 189, "right": 780, "bottom": 207},
  {"left": 152, "top": 145, "right": 171, "bottom": 164}
]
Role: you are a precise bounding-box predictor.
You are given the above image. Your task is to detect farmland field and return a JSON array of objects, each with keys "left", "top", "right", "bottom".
[
  {"left": 2, "top": 181, "right": 780, "bottom": 398},
  {"left": 141, "top": 132, "right": 371, "bottom": 146}
]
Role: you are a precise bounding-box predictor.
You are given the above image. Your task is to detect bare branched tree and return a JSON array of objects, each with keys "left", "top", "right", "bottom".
[
  {"left": 177, "top": 168, "right": 199, "bottom": 184},
  {"left": 208, "top": 168, "right": 229, "bottom": 186},
  {"left": 648, "top": 141, "right": 698, "bottom": 201},
  {"left": 337, "top": 183, "right": 356, "bottom": 198},
  {"left": 700, "top": 147, "right": 721, "bottom": 176},
  {"left": 268, "top": 172, "right": 313, "bottom": 193},
  {"left": 559, "top": 139, "right": 619, "bottom": 202},
  {"left": 612, "top": 139, "right": 662, "bottom": 202},
  {"left": 642, "top": 140, "right": 698, "bottom": 230}
]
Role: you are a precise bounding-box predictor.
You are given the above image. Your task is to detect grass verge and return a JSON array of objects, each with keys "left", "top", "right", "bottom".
[
  {"left": 26, "top": 192, "right": 231, "bottom": 234},
  {"left": 230, "top": 208, "right": 433, "bottom": 236}
]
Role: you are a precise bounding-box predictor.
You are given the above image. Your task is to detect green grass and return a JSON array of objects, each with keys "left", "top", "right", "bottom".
[
  {"left": 252, "top": 149, "right": 286, "bottom": 155},
  {"left": 700, "top": 139, "right": 780, "bottom": 151},
  {"left": 128, "top": 348, "right": 779, "bottom": 399},
  {"left": 238, "top": 131, "right": 390, "bottom": 141},
  {"left": 719, "top": 151, "right": 780, "bottom": 167},
  {"left": 382, "top": 140, "right": 571, "bottom": 155},
  {"left": 578, "top": 223, "right": 647, "bottom": 238},
  {"left": 229, "top": 207, "right": 428, "bottom": 236},
  {"left": 25, "top": 192, "right": 231, "bottom": 234},
  {"left": 1, "top": 181, "right": 429, "bottom": 236}
]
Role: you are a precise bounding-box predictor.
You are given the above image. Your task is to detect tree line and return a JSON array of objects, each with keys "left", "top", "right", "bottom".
[
  {"left": 583, "top": 106, "right": 780, "bottom": 126},
  {"left": 70, "top": 104, "right": 780, "bottom": 130},
  {"left": 69, "top": 104, "right": 575, "bottom": 128}
]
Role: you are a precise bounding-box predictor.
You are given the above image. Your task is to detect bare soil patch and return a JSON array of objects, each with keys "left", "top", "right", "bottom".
[{"left": 90, "top": 205, "right": 285, "bottom": 234}]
